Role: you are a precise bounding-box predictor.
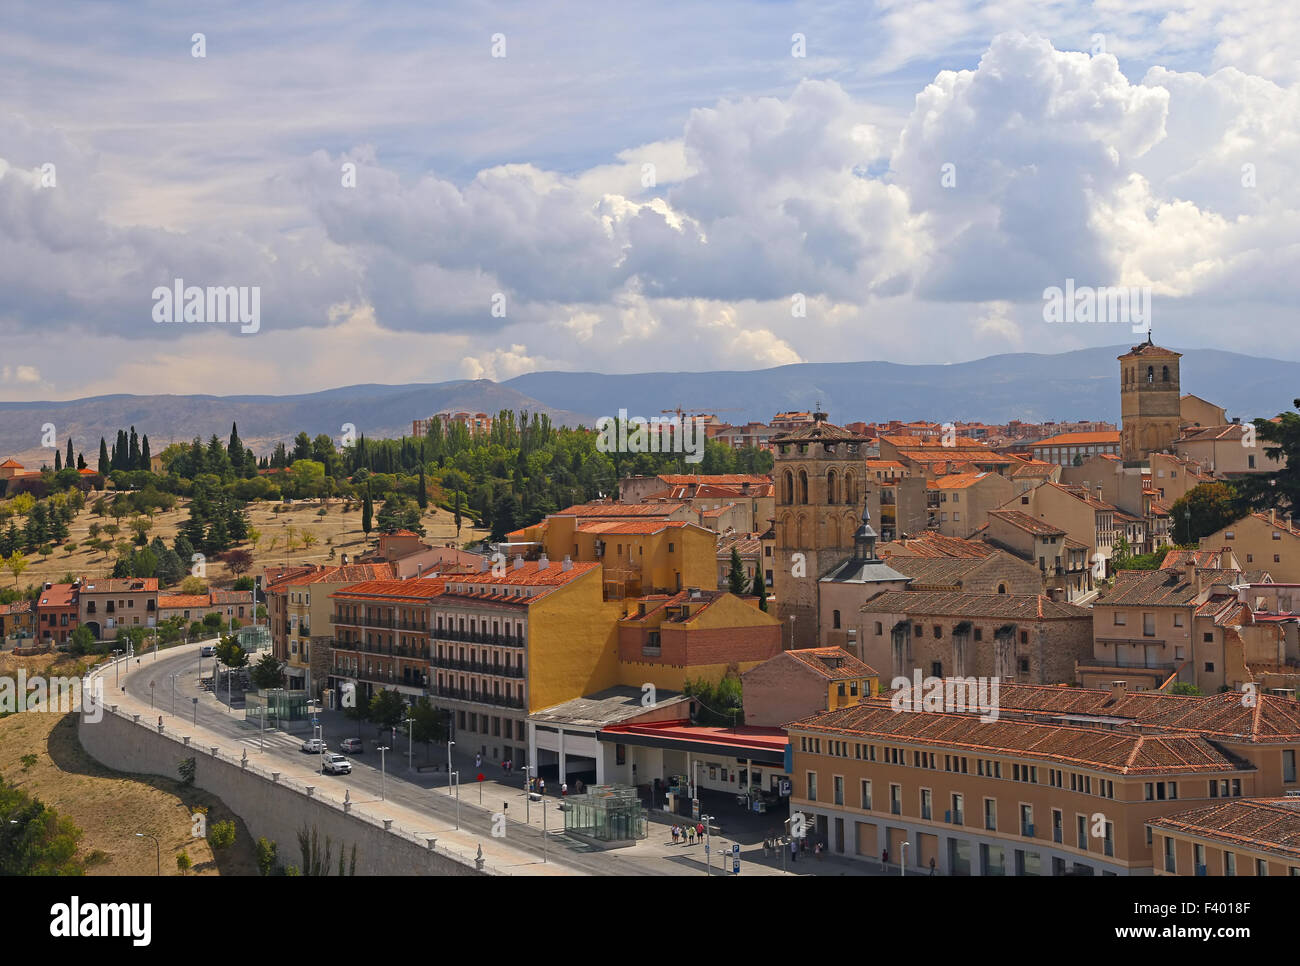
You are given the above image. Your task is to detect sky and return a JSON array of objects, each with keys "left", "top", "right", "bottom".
[{"left": 0, "top": 0, "right": 1297, "bottom": 401}]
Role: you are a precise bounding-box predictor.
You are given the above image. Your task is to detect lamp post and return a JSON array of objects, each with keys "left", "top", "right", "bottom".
[
  {"left": 789, "top": 615, "right": 796, "bottom": 649},
  {"left": 169, "top": 672, "right": 179, "bottom": 716},
  {"left": 701, "top": 813, "right": 713, "bottom": 876},
  {"left": 446, "top": 739, "right": 455, "bottom": 794},
  {"left": 405, "top": 713, "right": 414, "bottom": 770},
  {"left": 378, "top": 745, "right": 389, "bottom": 800},
  {"left": 451, "top": 770, "right": 460, "bottom": 829},
  {"left": 149, "top": 680, "right": 155, "bottom": 709},
  {"left": 901, "top": 840, "right": 909, "bottom": 876},
  {"left": 112, "top": 649, "right": 123, "bottom": 689},
  {"left": 135, "top": 832, "right": 160, "bottom": 876}
]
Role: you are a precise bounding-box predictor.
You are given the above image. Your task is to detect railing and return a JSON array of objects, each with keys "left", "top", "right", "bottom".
[
  {"left": 429, "top": 687, "right": 525, "bottom": 710},
  {"left": 332, "top": 640, "right": 428, "bottom": 660},
  {"left": 641, "top": 646, "right": 662, "bottom": 658},
  {"left": 431, "top": 629, "right": 525, "bottom": 647},
  {"left": 1053, "top": 827, "right": 1063, "bottom": 844},
  {"left": 430, "top": 656, "right": 524, "bottom": 678},
  {"left": 331, "top": 615, "right": 428, "bottom": 632}
]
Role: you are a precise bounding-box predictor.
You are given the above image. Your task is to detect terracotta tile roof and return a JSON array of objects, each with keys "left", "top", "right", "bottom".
[
  {"left": 775, "top": 418, "right": 870, "bottom": 443},
  {"left": 575, "top": 520, "right": 695, "bottom": 535},
  {"left": 331, "top": 578, "right": 448, "bottom": 601},
  {"left": 657, "top": 474, "right": 771, "bottom": 487},
  {"left": 0, "top": 458, "right": 23, "bottom": 468},
  {"left": 1147, "top": 799, "right": 1300, "bottom": 859},
  {"left": 792, "top": 703, "right": 1241, "bottom": 775},
  {"left": 158, "top": 594, "right": 210, "bottom": 609},
  {"left": 554, "top": 502, "right": 686, "bottom": 517},
  {"left": 1100, "top": 568, "right": 1240, "bottom": 607},
  {"left": 716, "top": 532, "right": 762, "bottom": 557},
  {"left": 988, "top": 509, "right": 1066, "bottom": 536},
  {"left": 880, "top": 532, "right": 996, "bottom": 559},
  {"left": 859, "top": 590, "right": 1090, "bottom": 620},
  {"left": 884, "top": 556, "right": 991, "bottom": 587},
  {"left": 929, "top": 472, "right": 994, "bottom": 490},
  {"left": 985, "top": 684, "right": 1300, "bottom": 743},
  {"left": 783, "top": 646, "right": 877, "bottom": 680},
  {"left": 271, "top": 563, "right": 400, "bottom": 587},
  {"left": 621, "top": 589, "right": 728, "bottom": 623},
  {"left": 38, "top": 583, "right": 78, "bottom": 607},
  {"left": 429, "top": 561, "right": 602, "bottom": 604},
  {"left": 1161, "top": 549, "right": 1231, "bottom": 570},
  {"left": 1180, "top": 424, "right": 1252, "bottom": 443},
  {"left": 0, "top": 599, "right": 32, "bottom": 615}
]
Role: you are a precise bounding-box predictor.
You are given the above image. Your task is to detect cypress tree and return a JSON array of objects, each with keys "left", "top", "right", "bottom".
[
  {"left": 751, "top": 570, "right": 768, "bottom": 611},
  {"left": 417, "top": 466, "right": 428, "bottom": 509},
  {"left": 128, "top": 427, "right": 140, "bottom": 470},
  {"left": 65, "top": 437, "right": 74, "bottom": 471},
  {"left": 54, "top": 450, "right": 62, "bottom": 471},
  {"left": 77, "top": 451, "right": 86, "bottom": 470},
  {"left": 361, "top": 485, "right": 374, "bottom": 537},
  {"left": 141, "top": 434, "right": 151, "bottom": 470},
  {"left": 728, "top": 547, "right": 748, "bottom": 595},
  {"left": 98, "top": 438, "right": 109, "bottom": 475}
]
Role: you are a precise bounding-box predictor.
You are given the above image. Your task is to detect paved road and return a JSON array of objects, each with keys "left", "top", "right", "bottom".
[{"left": 117, "top": 646, "right": 675, "bottom": 876}]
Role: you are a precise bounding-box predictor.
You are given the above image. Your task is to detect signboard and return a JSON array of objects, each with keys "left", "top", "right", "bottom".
[
  {"left": 733, "top": 857, "right": 740, "bottom": 874},
  {"left": 779, "top": 779, "right": 792, "bottom": 797},
  {"left": 691, "top": 798, "right": 700, "bottom": 820}
]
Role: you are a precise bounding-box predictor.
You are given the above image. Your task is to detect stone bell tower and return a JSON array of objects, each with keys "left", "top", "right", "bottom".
[{"left": 1119, "top": 335, "right": 1181, "bottom": 463}]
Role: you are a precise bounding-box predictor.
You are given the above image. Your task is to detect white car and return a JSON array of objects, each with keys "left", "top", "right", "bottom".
[
  {"left": 301, "top": 738, "right": 326, "bottom": 754},
  {"left": 322, "top": 754, "right": 351, "bottom": 775}
]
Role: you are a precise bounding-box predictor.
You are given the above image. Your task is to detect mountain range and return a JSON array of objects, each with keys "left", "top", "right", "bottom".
[{"left": 1, "top": 345, "right": 1296, "bottom": 466}]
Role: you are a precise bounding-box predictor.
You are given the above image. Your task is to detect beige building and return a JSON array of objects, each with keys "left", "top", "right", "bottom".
[
  {"left": 985, "top": 509, "right": 1093, "bottom": 602},
  {"left": 77, "top": 576, "right": 158, "bottom": 640},
  {"left": 266, "top": 562, "right": 397, "bottom": 693},
  {"left": 1080, "top": 561, "right": 1249, "bottom": 693},
  {"left": 790, "top": 685, "right": 1300, "bottom": 875},
  {"left": 1180, "top": 394, "right": 1227, "bottom": 431},
  {"left": 1150, "top": 799, "right": 1300, "bottom": 876},
  {"left": 1199, "top": 511, "right": 1300, "bottom": 584},
  {"left": 928, "top": 472, "right": 1015, "bottom": 539},
  {"left": 157, "top": 590, "right": 254, "bottom": 626},
  {"left": 998, "top": 481, "right": 1118, "bottom": 572},
  {"left": 1175, "top": 422, "right": 1288, "bottom": 478}
]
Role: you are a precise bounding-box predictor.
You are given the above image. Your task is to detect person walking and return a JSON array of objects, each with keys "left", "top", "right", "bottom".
[
  {"left": 539, "top": 778, "right": 546, "bottom": 796},
  {"left": 929, "top": 856, "right": 936, "bottom": 876},
  {"left": 790, "top": 837, "right": 798, "bottom": 863},
  {"left": 562, "top": 782, "right": 568, "bottom": 798},
  {"left": 881, "top": 847, "right": 889, "bottom": 869}
]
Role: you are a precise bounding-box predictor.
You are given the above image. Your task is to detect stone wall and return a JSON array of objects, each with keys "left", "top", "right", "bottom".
[{"left": 78, "top": 707, "right": 486, "bottom": 876}]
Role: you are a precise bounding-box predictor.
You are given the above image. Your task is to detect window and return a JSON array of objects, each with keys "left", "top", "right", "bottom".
[
  {"left": 950, "top": 793, "right": 964, "bottom": 825},
  {"left": 921, "top": 788, "right": 932, "bottom": 820},
  {"left": 875, "top": 621, "right": 883, "bottom": 635},
  {"left": 833, "top": 610, "right": 841, "bottom": 629},
  {"left": 890, "top": 784, "right": 902, "bottom": 815},
  {"left": 1021, "top": 804, "right": 1034, "bottom": 837},
  {"left": 984, "top": 798, "right": 997, "bottom": 831},
  {"left": 806, "top": 772, "right": 817, "bottom": 802},
  {"left": 1174, "top": 613, "right": 1184, "bottom": 627},
  {"left": 933, "top": 625, "right": 942, "bottom": 639},
  {"left": 1225, "top": 852, "right": 1236, "bottom": 876},
  {"left": 1286, "top": 750, "right": 1297, "bottom": 784},
  {"left": 1114, "top": 612, "right": 1127, "bottom": 626},
  {"left": 1164, "top": 837, "right": 1176, "bottom": 874},
  {"left": 1143, "top": 613, "right": 1155, "bottom": 636},
  {"left": 1257, "top": 859, "right": 1267, "bottom": 877},
  {"left": 1076, "top": 814, "right": 1088, "bottom": 850},
  {"left": 1194, "top": 843, "right": 1206, "bottom": 874},
  {"left": 860, "top": 780, "right": 872, "bottom": 810},
  {"left": 834, "top": 776, "right": 844, "bottom": 806},
  {"left": 1225, "top": 531, "right": 1234, "bottom": 540}
]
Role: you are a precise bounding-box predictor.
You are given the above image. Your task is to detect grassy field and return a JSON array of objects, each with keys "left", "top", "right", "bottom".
[
  {"left": 11, "top": 496, "right": 489, "bottom": 587},
  {"left": 0, "top": 650, "right": 259, "bottom": 876}
]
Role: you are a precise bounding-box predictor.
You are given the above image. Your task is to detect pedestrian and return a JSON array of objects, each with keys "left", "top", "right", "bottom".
[
  {"left": 475, "top": 752, "right": 481, "bottom": 768},
  {"left": 790, "top": 837, "right": 798, "bottom": 863},
  {"left": 929, "top": 856, "right": 937, "bottom": 876},
  {"left": 562, "top": 782, "right": 568, "bottom": 797},
  {"left": 539, "top": 778, "right": 545, "bottom": 796},
  {"left": 672, "top": 825, "right": 679, "bottom": 844},
  {"left": 697, "top": 822, "right": 704, "bottom": 842},
  {"left": 882, "top": 847, "right": 889, "bottom": 868}
]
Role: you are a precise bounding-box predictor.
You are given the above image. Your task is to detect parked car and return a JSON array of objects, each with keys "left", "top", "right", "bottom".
[
  {"left": 322, "top": 754, "right": 351, "bottom": 775},
  {"left": 301, "top": 738, "right": 326, "bottom": 754},
  {"left": 200, "top": 645, "right": 216, "bottom": 657},
  {"left": 340, "top": 738, "right": 364, "bottom": 753}
]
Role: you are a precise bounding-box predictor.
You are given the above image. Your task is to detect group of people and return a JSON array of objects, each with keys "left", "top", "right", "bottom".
[{"left": 671, "top": 823, "right": 706, "bottom": 845}]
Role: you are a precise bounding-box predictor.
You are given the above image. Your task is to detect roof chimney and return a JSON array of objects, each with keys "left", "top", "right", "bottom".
[
  {"left": 538, "top": 553, "right": 550, "bottom": 570},
  {"left": 479, "top": 555, "right": 490, "bottom": 572},
  {"left": 513, "top": 555, "right": 525, "bottom": 571},
  {"left": 562, "top": 555, "right": 572, "bottom": 572},
  {"left": 416, "top": 563, "right": 423, "bottom": 578},
  {"left": 1270, "top": 509, "right": 1277, "bottom": 526},
  {"left": 1109, "top": 680, "right": 1129, "bottom": 703}
]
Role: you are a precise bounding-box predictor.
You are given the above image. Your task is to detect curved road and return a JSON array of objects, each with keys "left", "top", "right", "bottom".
[{"left": 115, "top": 644, "right": 675, "bottom": 876}]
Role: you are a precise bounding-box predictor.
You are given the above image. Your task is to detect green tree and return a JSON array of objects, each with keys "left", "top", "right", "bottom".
[
  {"left": 368, "top": 688, "right": 407, "bottom": 733},
  {"left": 3, "top": 551, "right": 27, "bottom": 590},
  {"left": 361, "top": 486, "right": 373, "bottom": 538},
  {"left": 751, "top": 569, "right": 768, "bottom": 611},
  {"left": 727, "top": 547, "right": 748, "bottom": 595},
  {"left": 1169, "top": 682, "right": 1203, "bottom": 696},
  {"left": 453, "top": 489, "right": 463, "bottom": 536},
  {"left": 1170, "top": 482, "right": 1241, "bottom": 545},
  {"left": 1234, "top": 398, "right": 1300, "bottom": 514},
  {"left": 255, "top": 837, "right": 278, "bottom": 876},
  {"left": 0, "top": 777, "right": 87, "bottom": 875},
  {"left": 208, "top": 820, "right": 236, "bottom": 850},
  {"left": 409, "top": 697, "right": 447, "bottom": 760},
  {"left": 250, "top": 652, "right": 285, "bottom": 690},
  {"left": 176, "top": 850, "right": 192, "bottom": 874},
  {"left": 417, "top": 465, "right": 429, "bottom": 510}
]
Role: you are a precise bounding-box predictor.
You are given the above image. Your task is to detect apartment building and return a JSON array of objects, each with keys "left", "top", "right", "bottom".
[
  {"left": 617, "top": 589, "right": 782, "bottom": 691},
  {"left": 742, "top": 647, "right": 878, "bottom": 727},
  {"left": 1200, "top": 511, "right": 1300, "bottom": 583},
  {"left": 1000, "top": 481, "right": 1118, "bottom": 572},
  {"left": 887, "top": 550, "right": 1045, "bottom": 597},
  {"left": 984, "top": 509, "right": 1093, "bottom": 601},
  {"left": 1175, "top": 422, "right": 1287, "bottom": 477},
  {"left": 789, "top": 684, "right": 1300, "bottom": 875},
  {"left": 859, "top": 590, "right": 1093, "bottom": 685},
  {"left": 412, "top": 411, "right": 493, "bottom": 437},
  {"left": 1080, "top": 562, "right": 1250, "bottom": 692},
  {"left": 77, "top": 576, "right": 158, "bottom": 640},
  {"left": 1028, "top": 431, "right": 1121, "bottom": 465},
  {"left": 266, "top": 562, "right": 397, "bottom": 693},
  {"left": 927, "top": 472, "right": 1015, "bottom": 539},
  {"left": 1149, "top": 799, "right": 1300, "bottom": 876}
]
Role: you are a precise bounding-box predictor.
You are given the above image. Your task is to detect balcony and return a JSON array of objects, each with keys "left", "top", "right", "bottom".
[
  {"left": 429, "top": 686, "right": 525, "bottom": 710},
  {"left": 641, "top": 646, "right": 662, "bottom": 658},
  {"left": 432, "top": 628, "right": 525, "bottom": 647},
  {"left": 331, "top": 615, "right": 428, "bottom": 632},
  {"left": 429, "top": 655, "right": 525, "bottom": 678},
  {"left": 1053, "top": 827, "right": 1063, "bottom": 844}
]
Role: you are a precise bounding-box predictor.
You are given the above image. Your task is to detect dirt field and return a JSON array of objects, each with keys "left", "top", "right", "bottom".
[
  {"left": 0, "top": 651, "right": 260, "bottom": 876},
  {"left": 11, "top": 497, "right": 488, "bottom": 587}
]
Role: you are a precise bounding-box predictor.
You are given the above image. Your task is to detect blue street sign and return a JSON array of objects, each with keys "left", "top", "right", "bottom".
[
  {"left": 731, "top": 843, "right": 739, "bottom": 855},
  {"left": 733, "top": 858, "right": 740, "bottom": 874}
]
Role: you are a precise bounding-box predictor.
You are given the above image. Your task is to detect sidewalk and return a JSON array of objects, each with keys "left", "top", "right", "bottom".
[{"left": 90, "top": 644, "right": 584, "bottom": 877}]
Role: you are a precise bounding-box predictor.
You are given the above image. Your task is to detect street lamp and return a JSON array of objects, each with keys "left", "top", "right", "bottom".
[
  {"left": 446, "top": 739, "right": 455, "bottom": 794},
  {"left": 169, "top": 672, "right": 180, "bottom": 717},
  {"left": 112, "top": 649, "right": 123, "bottom": 689},
  {"left": 149, "top": 680, "right": 155, "bottom": 709},
  {"left": 377, "top": 745, "right": 389, "bottom": 800},
  {"left": 901, "top": 840, "right": 909, "bottom": 876},
  {"left": 405, "top": 712, "right": 414, "bottom": 770},
  {"left": 135, "top": 832, "right": 160, "bottom": 876},
  {"left": 701, "top": 813, "right": 714, "bottom": 876},
  {"left": 450, "top": 770, "right": 460, "bottom": 829}
]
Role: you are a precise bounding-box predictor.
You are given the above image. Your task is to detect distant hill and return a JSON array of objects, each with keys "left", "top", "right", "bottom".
[
  {"left": 0, "top": 380, "right": 593, "bottom": 466},
  {"left": 2, "top": 345, "right": 1295, "bottom": 466},
  {"left": 503, "top": 346, "right": 1300, "bottom": 428}
]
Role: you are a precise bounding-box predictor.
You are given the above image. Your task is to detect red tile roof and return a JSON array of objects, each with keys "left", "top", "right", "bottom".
[
  {"left": 1147, "top": 799, "right": 1300, "bottom": 858},
  {"left": 782, "top": 647, "right": 877, "bottom": 680}
]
